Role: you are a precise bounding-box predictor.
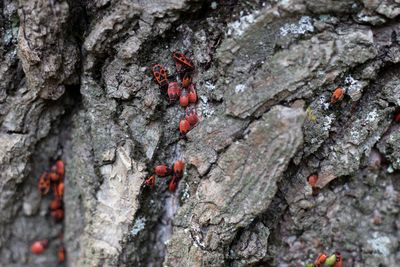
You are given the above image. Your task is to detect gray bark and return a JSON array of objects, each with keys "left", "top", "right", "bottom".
[{"left": 1, "top": 0, "right": 400, "bottom": 266}]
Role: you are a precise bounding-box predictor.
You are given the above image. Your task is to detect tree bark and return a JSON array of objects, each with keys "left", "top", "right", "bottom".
[{"left": 1, "top": 0, "right": 400, "bottom": 266}]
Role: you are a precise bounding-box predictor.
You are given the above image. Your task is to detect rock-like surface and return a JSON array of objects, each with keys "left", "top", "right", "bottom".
[
  {"left": 362, "top": 0, "right": 400, "bottom": 18},
  {"left": 222, "top": 24, "right": 376, "bottom": 118},
  {"left": 165, "top": 106, "right": 305, "bottom": 266},
  {"left": 18, "top": 0, "right": 78, "bottom": 100}
]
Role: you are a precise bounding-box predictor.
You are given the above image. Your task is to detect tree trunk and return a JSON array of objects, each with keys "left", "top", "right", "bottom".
[{"left": 1, "top": 0, "right": 400, "bottom": 266}]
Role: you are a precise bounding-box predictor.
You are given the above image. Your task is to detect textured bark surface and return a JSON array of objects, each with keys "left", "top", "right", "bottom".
[{"left": 1, "top": 0, "right": 400, "bottom": 266}]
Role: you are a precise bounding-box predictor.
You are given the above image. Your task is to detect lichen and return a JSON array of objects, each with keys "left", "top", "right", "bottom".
[
  {"left": 365, "top": 109, "right": 378, "bottom": 124},
  {"left": 322, "top": 114, "right": 335, "bottom": 132},
  {"left": 235, "top": 84, "right": 246, "bottom": 93},
  {"left": 180, "top": 182, "right": 190, "bottom": 202},
  {"left": 367, "top": 233, "right": 391, "bottom": 256},
  {"left": 345, "top": 75, "right": 364, "bottom": 101},
  {"left": 227, "top": 11, "right": 260, "bottom": 37},
  {"left": 130, "top": 217, "right": 146, "bottom": 237},
  {"left": 279, "top": 16, "right": 314, "bottom": 37},
  {"left": 199, "top": 95, "right": 215, "bottom": 118},
  {"left": 204, "top": 81, "right": 215, "bottom": 91}
]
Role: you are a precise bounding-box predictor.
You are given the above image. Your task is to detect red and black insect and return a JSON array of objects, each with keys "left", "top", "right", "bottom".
[
  {"left": 394, "top": 111, "right": 400, "bottom": 122},
  {"left": 168, "top": 175, "right": 179, "bottom": 192},
  {"left": 31, "top": 240, "right": 49, "bottom": 254},
  {"left": 53, "top": 182, "right": 64, "bottom": 199},
  {"left": 51, "top": 208, "right": 64, "bottom": 221},
  {"left": 334, "top": 252, "right": 342, "bottom": 267},
  {"left": 307, "top": 174, "right": 318, "bottom": 188},
  {"left": 168, "top": 82, "right": 181, "bottom": 102},
  {"left": 180, "top": 89, "right": 189, "bottom": 107},
  {"left": 145, "top": 175, "right": 156, "bottom": 187},
  {"left": 49, "top": 198, "right": 62, "bottom": 211},
  {"left": 172, "top": 51, "right": 194, "bottom": 78},
  {"left": 54, "top": 160, "right": 65, "bottom": 177},
  {"left": 172, "top": 52, "right": 194, "bottom": 70},
  {"left": 315, "top": 253, "right": 327, "bottom": 267},
  {"left": 57, "top": 246, "right": 65, "bottom": 262},
  {"left": 173, "top": 160, "right": 185, "bottom": 178},
  {"left": 155, "top": 164, "right": 170, "bottom": 177},
  {"left": 182, "top": 73, "right": 192, "bottom": 88},
  {"left": 48, "top": 171, "right": 60, "bottom": 182},
  {"left": 179, "top": 118, "right": 190, "bottom": 135},
  {"left": 38, "top": 172, "right": 51, "bottom": 195},
  {"left": 152, "top": 64, "right": 169, "bottom": 88},
  {"left": 185, "top": 107, "right": 198, "bottom": 126},
  {"left": 331, "top": 87, "right": 344, "bottom": 104},
  {"left": 188, "top": 83, "right": 197, "bottom": 103}
]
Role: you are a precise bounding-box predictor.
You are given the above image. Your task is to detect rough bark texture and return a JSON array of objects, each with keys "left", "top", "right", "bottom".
[{"left": 1, "top": 0, "right": 400, "bottom": 266}]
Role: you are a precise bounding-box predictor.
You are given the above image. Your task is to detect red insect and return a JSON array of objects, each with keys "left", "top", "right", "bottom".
[
  {"left": 333, "top": 252, "right": 343, "bottom": 267},
  {"left": 50, "top": 198, "right": 62, "bottom": 210},
  {"left": 168, "top": 82, "right": 181, "bottom": 102},
  {"left": 48, "top": 171, "right": 60, "bottom": 182},
  {"left": 307, "top": 174, "right": 318, "bottom": 188},
  {"left": 31, "top": 239, "right": 49, "bottom": 254},
  {"left": 179, "top": 119, "right": 190, "bottom": 135},
  {"left": 180, "top": 89, "right": 189, "bottom": 107},
  {"left": 173, "top": 160, "right": 185, "bottom": 178},
  {"left": 51, "top": 209, "right": 64, "bottom": 221},
  {"left": 172, "top": 51, "right": 194, "bottom": 71},
  {"left": 188, "top": 83, "right": 197, "bottom": 103},
  {"left": 168, "top": 176, "right": 179, "bottom": 192},
  {"left": 38, "top": 172, "right": 51, "bottom": 195},
  {"left": 155, "top": 164, "right": 169, "bottom": 177},
  {"left": 55, "top": 160, "right": 65, "bottom": 177},
  {"left": 394, "top": 111, "right": 400, "bottom": 122},
  {"left": 331, "top": 87, "right": 344, "bottom": 104},
  {"left": 315, "top": 253, "right": 327, "bottom": 267},
  {"left": 57, "top": 246, "right": 65, "bottom": 262},
  {"left": 185, "top": 108, "right": 198, "bottom": 126},
  {"left": 182, "top": 74, "right": 192, "bottom": 88},
  {"left": 58, "top": 182, "right": 65, "bottom": 198},
  {"left": 152, "top": 64, "right": 169, "bottom": 88},
  {"left": 145, "top": 175, "right": 156, "bottom": 187}
]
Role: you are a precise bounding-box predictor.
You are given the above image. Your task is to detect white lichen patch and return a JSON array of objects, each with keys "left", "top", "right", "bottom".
[
  {"left": 387, "top": 165, "right": 394, "bottom": 173},
  {"left": 365, "top": 109, "right": 378, "bottom": 124},
  {"left": 345, "top": 75, "right": 364, "bottom": 101},
  {"left": 235, "top": 84, "right": 246, "bottom": 93},
  {"left": 190, "top": 225, "right": 206, "bottom": 249},
  {"left": 318, "top": 95, "right": 330, "bottom": 110},
  {"left": 280, "top": 16, "right": 314, "bottom": 37},
  {"left": 318, "top": 14, "right": 333, "bottom": 22},
  {"left": 350, "top": 130, "right": 360, "bottom": 141},
  {"left": 322, "top": 114, "right": 335, "bottom": 132},
  {"left": 180, "top": 182, "right": 190, "bottom": 202},
  {"left": 367, "top": 232, "right": 392, "bottom": 256},
  {"left": 204, "top": 81, "right": 215, "bottom": 91},
  {"left": 130, "top": 217, "right": 146, "bottom": 237},
  {"left": 200, "top": 95, "right": 215, "bottom": 118},
  {"left": 227, "top": 11, "right": 260, "bottom": 37}
]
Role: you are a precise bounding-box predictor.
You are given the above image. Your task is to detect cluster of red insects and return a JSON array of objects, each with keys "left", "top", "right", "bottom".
[
  {"left": 32, "top": 160, "right": 65, "bottom": 262},
  {"left": 307, "top": 251, "right": 343, "bottom": 267},
  {"left": 152, "top": 51, "right": 199, "bottom": 135},
  {"left": 145, "top": 160, "right": 185, "bottom": 192}
]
